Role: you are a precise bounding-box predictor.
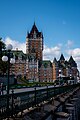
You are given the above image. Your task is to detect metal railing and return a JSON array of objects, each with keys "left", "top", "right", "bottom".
[{"left": 0, "top": 84, "right": 80, "bottom": 119}]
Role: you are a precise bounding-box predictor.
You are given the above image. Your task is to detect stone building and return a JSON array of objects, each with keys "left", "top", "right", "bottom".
[
  {"left": 26, "top": 22, "right": 43, "bottom": 61},
  {"left": 38, "top": 60, "right": 53, "bottom": 82},
  {"left": 26, "top": 53, "right": 39, "bottom": 82},
  {"left": 26, "top": 22, "right": 43, "bottom": 82},
  {"left": 52, "top": 54, "right": 78, "bottom": 81},
  {"left": 7, "top": 23, "right": 79, "bottom": 83},
  {"left": 52, "top": 58, "right": 59, "bottom": 81},
  {"left": 11, "top": 49, "right": 26, "bottom": 77}
]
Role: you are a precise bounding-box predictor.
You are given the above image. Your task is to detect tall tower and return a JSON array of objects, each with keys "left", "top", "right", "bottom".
[{"left": 26, "top": 22, "right": 43, "bottom": 60}]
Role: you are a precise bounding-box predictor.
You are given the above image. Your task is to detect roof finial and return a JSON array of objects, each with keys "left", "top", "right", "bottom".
[{"left": 33, "top": 21, "right": 36, "bottom": 27}]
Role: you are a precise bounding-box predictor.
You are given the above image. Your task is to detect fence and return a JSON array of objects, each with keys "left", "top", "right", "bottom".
[
  {"left": 0, "top": 75, "right": 15, "bottom": 85},
  {"left": 0, "top": 84, "right": 80, "bottom": 119}
]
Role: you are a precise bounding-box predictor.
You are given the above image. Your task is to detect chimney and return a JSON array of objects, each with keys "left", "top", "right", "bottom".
[{"left": 16, "top": 48, "right": 18, "bottom": 51}]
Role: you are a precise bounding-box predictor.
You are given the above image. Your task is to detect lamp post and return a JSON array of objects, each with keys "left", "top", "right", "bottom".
[
  {"left": 0, "top": 83, "right": 3, "bottom": 95},
  {"left": 70, "top": 74, "right": 72, "bottom": 85},
  {"left": 2, "top": 44, "right": 15, "bottom": 117},
  {"left": 59, "top": 69, "right": 61, "bottom": 86}
]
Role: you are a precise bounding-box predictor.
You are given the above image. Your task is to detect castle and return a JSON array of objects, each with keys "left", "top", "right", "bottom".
[{"left": 10, "top": 23, "right": 78, "bottom": 82}]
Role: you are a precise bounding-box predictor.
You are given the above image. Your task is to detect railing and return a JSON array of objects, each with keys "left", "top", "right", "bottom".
[{"left": 0, "top": 83, "right": 80, "bottom": 119}]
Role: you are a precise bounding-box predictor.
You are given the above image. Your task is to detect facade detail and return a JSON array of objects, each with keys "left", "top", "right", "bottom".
[{"left": 26, "top": 53, "right": 39, "bottom": 82}]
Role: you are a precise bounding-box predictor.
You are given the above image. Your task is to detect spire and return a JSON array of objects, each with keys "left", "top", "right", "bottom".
[
  {"left": 68, "top": 56, "right": 77, "bottom": 67},
  {"left": 34, "top": 21, "right": 36, "bottom": 26},
  {"left": 30, "top": 22, "right": 39, "bottom": 34},
  {"left": 59, "top": 54, "right": 65, "bottom": 61},
  {"left": 27, "top": 22, "right": 43, "bottom": 39},
  {"left": 69, "top": 56, "right": 73, "bottom": 61},
  {"left": 53, "top": 57, "right": 57, "bottom": 63}
]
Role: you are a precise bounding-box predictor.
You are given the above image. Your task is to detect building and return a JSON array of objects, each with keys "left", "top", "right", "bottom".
[
  {"left": 11, "top": 49, "right": 26, "bottom": 77},
  {"left": 4, "top": 23, "right": 79, "bottom": 83},
  {"left": 26, "top": 22, "right": 44, "bottom": 82},
  {"left": 39, "top": 60, "right": 53, "bottom": 82},
  {"left": 68, "top": 56, "right": 78, "bottom": 79},
  {"left": 52, "top": 54, "right": 78, "bottom": 81},
  {"left": 26, "top": 22, "right": 43, "bottom": 60},
  {"left": 52, "top": 58, "right": 59, "bottom": 81},
  {"left": 26, "top": 53, "right": 39, "bottom": 82}
]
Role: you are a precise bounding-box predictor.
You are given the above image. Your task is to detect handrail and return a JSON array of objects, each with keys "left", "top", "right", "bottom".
[{"left": 0, "top": 83, "right": 80, "bottom": 119}]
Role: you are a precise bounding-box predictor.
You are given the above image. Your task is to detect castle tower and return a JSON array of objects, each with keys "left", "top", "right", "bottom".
[{"left": 26, "top": 22, "right": 43, "bottom": 60}]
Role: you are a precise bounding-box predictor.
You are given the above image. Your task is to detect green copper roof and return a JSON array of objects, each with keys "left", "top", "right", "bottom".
[
  {"left": 39, "top": 60, "right": 52, "bottom": 68},
  {"left": 12, "top": 50, "right": 26, "bottom": 60}
]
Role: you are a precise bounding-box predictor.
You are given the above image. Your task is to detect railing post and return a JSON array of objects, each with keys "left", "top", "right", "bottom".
[
  {"left": 54, "top": 86, "right": 55, "bottom": 96},
  {"left": 34, "top": 87, "right": 36, "bottom": 106},
  {"left": 11, "top": 89, "right": 14, "bottom": 118},
  {"left": 0, "top": 83, "right": 3, "bottom": 95},
  {"left": 58, "top": 86, "right": 61, "bottom": 94},
  {"left": 47, "top": 85, "right": 48, "bottom": 99}
]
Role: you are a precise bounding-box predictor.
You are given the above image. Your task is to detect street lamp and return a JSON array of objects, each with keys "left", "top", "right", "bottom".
[
  {"left": 0, "top": 83, "right": 3, "bottom": 95},
  {"left": 2, "top": 44, "right": 15, "bottom": 116},
  {"left": 59, "top": 69, "right": 61, "bottom": 86},
  {"left": 69, "top": 74, "right": 72, "bottom": 85}
]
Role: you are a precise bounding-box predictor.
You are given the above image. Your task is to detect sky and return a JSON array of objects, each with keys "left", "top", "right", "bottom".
[{"left": 0, "top": 0, "right": 80, "bottom": 70}]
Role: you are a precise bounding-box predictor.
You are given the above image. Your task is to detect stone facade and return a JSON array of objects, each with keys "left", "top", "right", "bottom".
[
  {"left": 38, "top": 60, "right": 53, "bottom": 82},
  {"left": 26, "top": 22, "right": 43, "bottom": 61}
]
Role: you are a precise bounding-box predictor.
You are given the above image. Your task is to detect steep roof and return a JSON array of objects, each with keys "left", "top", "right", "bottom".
[
  {"left": 30, "top": 22, "right": 39, "bottom": 34},
  {"left": 12, "top": 50, "right": 26, "bottom": 60},
  {"left": 53, "top": 57, "right": 57, "bottom": 63},
  {"left": 68, "top": 56, "right": 77, "bottom": 67},
  {"left": 39, "top": 60, "right": 52, "bottom": 68},
  {"left": 59, "top": 54, "right": 65, "bottom": 61},
  {"left": 27, "top": 22, "right": 43, "bottom": 39},
  {"left": 26, "top": 53, "right": 36, "bottom": 61}
]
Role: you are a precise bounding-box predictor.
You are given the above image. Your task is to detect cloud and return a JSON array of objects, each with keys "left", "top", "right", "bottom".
[
  {"left": 67, "top": 40, "right": 73, "bottom": 46},
  {"left": 43, "top": 43, "right": 80, "bottom": 71},
  {"left": 66, "top": 40, "right": 73, "bottom": 48},
  {"left": 67, "top": 48, "right": 80, "bottom": 57},
  {"left": 66, "top": 48, "right": 80, "bottom": 71},
  {"left": 3, "top": 37, "right": 80, "bottom": 71},
  {"left": 3, "top": 37, "right": 26, "bottom": 53},
  {"left": 3, "top": 37, "right": 61, "bottom": 61},
  {"left": 43, "top": 45, "right": 61, "bottom": 61}
]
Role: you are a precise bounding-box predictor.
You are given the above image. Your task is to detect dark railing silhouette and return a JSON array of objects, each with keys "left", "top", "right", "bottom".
[{"left": 0, "top": 84, "right": 80, "bottom": 119}]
